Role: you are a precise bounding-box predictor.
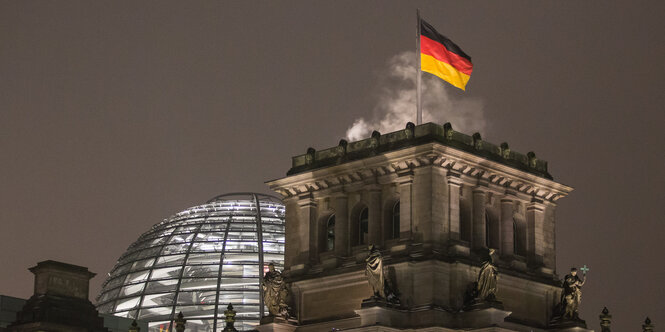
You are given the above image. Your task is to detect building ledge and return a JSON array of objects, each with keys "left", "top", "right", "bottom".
[{"left": 287, "top": 122, "right": 552, "bottom": 180}]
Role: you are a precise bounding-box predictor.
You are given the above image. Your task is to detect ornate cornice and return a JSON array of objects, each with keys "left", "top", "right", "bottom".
[{"left": 267, "top": 141, "right": 573, "bottom": 203}]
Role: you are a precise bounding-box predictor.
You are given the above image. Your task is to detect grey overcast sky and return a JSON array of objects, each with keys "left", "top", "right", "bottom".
[{"left": 1, "top": 1, "right": 663, "bottom": 330}]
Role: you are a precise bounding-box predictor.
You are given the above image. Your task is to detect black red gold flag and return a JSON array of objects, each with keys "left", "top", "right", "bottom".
[{"left": 420, "top": 19, "right": 473, "bottom": 90}]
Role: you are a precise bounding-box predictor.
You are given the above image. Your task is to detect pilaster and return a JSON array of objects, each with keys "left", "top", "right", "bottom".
[
  {"left": 500, "top": 196, "right": 515, "bottom": 257},
  {"left": 526, "top": 199, "right": 545, "bottom": 266},
  {"left": 472, "top": 188, "right": 487, "bottom": 249},
  {"left": 284, "top": 197, "right": 303, "bottom": 269},
  {"left": 368, "top": 186, "right": 382, "bottom": 246},
  {"left": 333, "top": 193, "right": 350, "bottom": 257},
  {"left": 298, "top": 195, "right": 318, "bottom": 264},
  {"left": 445, "top": 171, "right": 462, "bottom": 241},
  {"left": 543, "top": 202, "right": 557, "bottom": 271},
  {"left": 397, "top": 171, "right": 414, "bottom": 240}
]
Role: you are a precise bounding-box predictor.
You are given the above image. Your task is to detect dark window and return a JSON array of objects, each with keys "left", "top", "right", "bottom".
[
  {"left": 513, "top": 218, "right": 526, "bottom": 256},
  {"left": 485, "top": 213, "right": 491, "bottom": 247},
  {"left": 391, "top": 201, "right": 400, "bottom": 239},
  {"left": 326, "top": 215, "right": 335, "bottom": 251},
  {"left": 460, "top": 199, "right": 471, "bottom": 242},
  {"left": 513, "top": 220, "right": 520, "bottom": 254},
  {"left": 359, "top": 207, "right": 369, "bottom": 245}
]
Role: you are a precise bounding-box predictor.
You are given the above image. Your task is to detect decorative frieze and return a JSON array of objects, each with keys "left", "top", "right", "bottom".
[{"left": 269, "top": 144, "right": 571, "bottom": 204}]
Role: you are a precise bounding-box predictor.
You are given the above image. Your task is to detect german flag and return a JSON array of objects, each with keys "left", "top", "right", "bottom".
[{"left": 420, "top": 19, "right": 473, "bottom": 90}]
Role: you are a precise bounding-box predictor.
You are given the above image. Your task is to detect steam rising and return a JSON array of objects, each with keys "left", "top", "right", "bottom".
[{"left": 345, "top": 51, "right": 485, "bottom": 141}]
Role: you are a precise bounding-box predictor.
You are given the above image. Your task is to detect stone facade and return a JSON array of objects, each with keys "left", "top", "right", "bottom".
[
  {"left": 0, "top": 294, "right": 146, "bottom": 332},
  {"left": 266, "top": 123, "right": 585, "bottom": 331},
  {"left": 5, "top": 260, "right": 110, "bottom": 332}
]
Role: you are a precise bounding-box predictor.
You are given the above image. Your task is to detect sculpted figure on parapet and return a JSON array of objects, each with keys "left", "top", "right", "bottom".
[
  {"left": 463, "top": 248, "right": 501, "bottom": 308},
  {"left": 476, "top": 248, "right": 499, "bottom": 301},
  {"left": 364, "top": 244, "right": 400, "bottom": 305},
  {"left": 262, "top": 263, "right": 291, "bottom": 319},
  {"left": 561, "top": 267, "right": 586, "bottom": 319},
  {"left": 365, "top": 244, "right": 385, "bottom": 299}
]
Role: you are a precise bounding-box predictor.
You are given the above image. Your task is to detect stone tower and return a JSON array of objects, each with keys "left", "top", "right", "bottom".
[
  {"left": 6, "top": 260, "right": 109, "bottom": 332},
  {"left": 266, "top": 122, "right": 583, "bottom": 331}
]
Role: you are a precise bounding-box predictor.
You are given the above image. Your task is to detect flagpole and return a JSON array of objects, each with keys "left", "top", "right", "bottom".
[{"left": 416, "top": 9, "right": 422, "bottom": 125}]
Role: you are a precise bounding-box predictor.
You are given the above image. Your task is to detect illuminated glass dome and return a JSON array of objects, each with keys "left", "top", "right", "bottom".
[{"left": 96, "top": 193, "right": 285, "bottom": 332}]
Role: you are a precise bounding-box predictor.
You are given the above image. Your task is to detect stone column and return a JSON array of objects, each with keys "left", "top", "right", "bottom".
[
  {"left": 526, "top": 199, "right": 545, "bottom": 265},
  {"left": 368, "top": 186, "right": 382, "bottom": 246},
  {"left": 333, "top": 194, "right": 349, "bottom": 256},
  {"left": 543, "top": 204, "right": 556, "bottom": 271},
  {"left": 472, "top": 188, "right": 487, "bottom": 249},
  {"left": 298, "top": 195, "right": 318, "bottom": 264},
  {"left": 398, "top": 172, "right": 414, "bottom": 240},
  {"left": 500, "top": 197, "right": 514, "bottom": 256},
  {"left": 446, "top": 171, "right": 462, "bottom": 241}
]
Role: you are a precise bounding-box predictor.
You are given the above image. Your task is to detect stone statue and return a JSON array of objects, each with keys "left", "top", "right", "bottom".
[
  {"left": 476, "top": 249, "right": 498, "bottom": 301},
  {"left": 262, "top": 263, "right": 290, "bottom": 318},
  {"left": 463, "top": 248, "right": 503, "bottom": 309},
  {"left": 365, "top": 244, "right": 385, "bottom": 299},
  {"left": 363, "top": 244, "right": 400, "bottom": 306},
  {"left": 561, "top": 267, "right": 586, "bottom": 319}
]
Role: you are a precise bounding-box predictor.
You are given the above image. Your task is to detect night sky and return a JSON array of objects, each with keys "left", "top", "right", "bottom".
[{"left": 1, "top": 1, "right": 663, "bottom": 330}]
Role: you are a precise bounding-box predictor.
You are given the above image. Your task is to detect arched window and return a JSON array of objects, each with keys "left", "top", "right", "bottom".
[
  {"left": 359, "top": 207, "right": 369, "bottom": 245},
  {"left": 460, "top": 198, "right": 471, "bottom": 242},
  {"left": 485, "top": 210, "right": 500, "bottom": 249},
  {"left": 513, "top": 221, "right": 518, "bottom": 254},
  {"left": 391, "top": 201, "right": 400, "bottom": 239},
  {"left": 326, "top": 215, "right": 335, "bottom": 251},
  {"left": 513, "top": 218, "right": 526, "bottom": 256}
]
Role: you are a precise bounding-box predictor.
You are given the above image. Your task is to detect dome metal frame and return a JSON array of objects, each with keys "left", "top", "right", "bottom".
[{"left": 96, "top": 193, "right": 285, "bottom": 331}]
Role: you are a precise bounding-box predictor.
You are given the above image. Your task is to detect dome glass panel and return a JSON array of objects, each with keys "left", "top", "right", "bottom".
[{"left": 96, "top": 193, "right": 285, "bottom": 331}]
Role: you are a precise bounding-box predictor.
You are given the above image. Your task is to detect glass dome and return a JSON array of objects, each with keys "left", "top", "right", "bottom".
[{"left": 96, "top": 193, "right": 285, "bottom": 332}]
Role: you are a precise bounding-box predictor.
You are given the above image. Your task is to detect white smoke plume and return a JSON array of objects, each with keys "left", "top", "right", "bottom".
[{"left": 345, "top": 51, "right": 486, "bottom": 141}]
